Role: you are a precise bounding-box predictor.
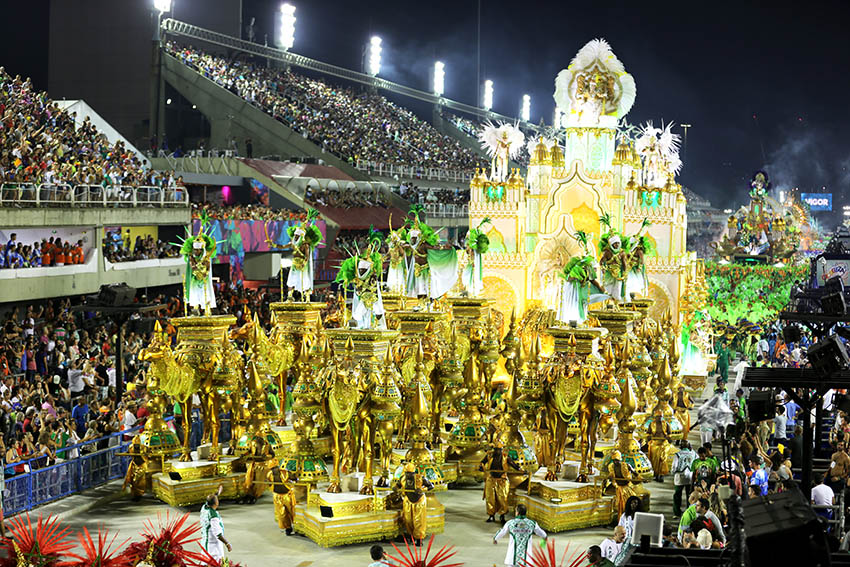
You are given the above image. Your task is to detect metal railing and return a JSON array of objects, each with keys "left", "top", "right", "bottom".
[
  {"left": 161, "top": 19, "right": 541, "bottom": 131},
  {"left": 161, "top": 154, "right": 235, "bottom": 176},
  {"left": 354, "top": 160, "right": 473, "bottom": 183},
  {"left": 2, "top": 424, "right": 153, "bottom": 516},
  {"left": 422, "top": 203, "right": 469, "bottom": 218},
  {"left": 0, "top": 183, "right": 189, "bottom": 208}
]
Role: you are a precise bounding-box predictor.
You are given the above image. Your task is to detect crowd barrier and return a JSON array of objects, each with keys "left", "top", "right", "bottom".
[
  {"left": 0, "top": 184, "right": 189, "bottom": 208},
  {"left": 3, "top": 421, "right": 157, "bottom": 517},
  {"left": 422, "top": 203, "right": 469, "bottom": 218},
  {"left": 354, "top": 161, "right": 472, "bottom": 183}
]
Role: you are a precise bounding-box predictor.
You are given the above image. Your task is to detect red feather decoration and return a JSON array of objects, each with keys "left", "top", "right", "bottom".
[
  {"left": 120, "top": 512, "right": 205, "bottom": 567},
  {"left": 66, "top": 526, "right": 132, "bottom": 567},
  {"left": 519, "top": 539, "right": 587, "bottom": 567},
  {"left": 0, "top": 514, "right": 74, "bottom": 567},
  {"left": 384, "top": 535, "right": 463, "bottom": 567}
]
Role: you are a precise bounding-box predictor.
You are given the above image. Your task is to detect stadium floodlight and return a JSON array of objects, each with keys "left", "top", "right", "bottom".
[
  {"left": 553, "top": 106, "right": 562, "bottom": 129},
  {"left": 433, "top": 61, "right": 445, "bottom": 97},
  {"left": 279, "top": 3, "right": 296, "bottom": 51},
  {"left": 483, "top": 79, "right": 493, "bottom": 111},
  {"left": 780, "top": 190, "right": 785, "bottom": 203},
  {"left": 521, "top": 94, "right": 531, "bottom": 122},
  {"left": 154, "top": 0, "right": 172, "bottom": 13},
  {"left": 368, "top": 36, "right": 382, "bottom": 76}
]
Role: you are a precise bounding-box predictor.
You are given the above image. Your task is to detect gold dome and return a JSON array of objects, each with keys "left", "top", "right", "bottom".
[
  {"left": 470, "top": 167, "right": 487, "bottom": 189},
  {"left": 507, "top": 168, "right": 526, "bottom": 190},
  {"left": 612, "top": 140, "right": 631, "bottom": 166},
  {"left": 550, "top": 144, "right": 565, "bottom": 168},
  {"left": 630, "top": 143, "right": 641, "bottom": 168},
  {"left": 530, "top": 140, "right": 551, "bottom": 166}
]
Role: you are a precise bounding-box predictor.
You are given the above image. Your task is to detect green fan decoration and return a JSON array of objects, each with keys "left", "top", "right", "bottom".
[
  {"left": 335, "top": 252, "right": 383, "bottom": 285},
  {"left": 466, "top": 217, "right": 491, "bottom": 254}
]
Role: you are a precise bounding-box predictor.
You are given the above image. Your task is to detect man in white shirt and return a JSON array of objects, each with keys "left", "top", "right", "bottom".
[
  {"left": 757, "top": 337, "right": 770, "bottom": 360},
  {"left": 600, "top": 526, "right": 626, "bottom": 561},
  {"left": 812, "top": 477, "right": 835, "bottom": 520},
  {"left": 494, "top": 504, "right": 547, "bottom": 566},
  {"left": 733, "top": 359, "right": 750, "bottom": 394},
  {"left": 122, "top": 401, "right": 138, "bottom": 437},
  {"left": 200, "top": 488, "right": 231, "bottom": 560}
]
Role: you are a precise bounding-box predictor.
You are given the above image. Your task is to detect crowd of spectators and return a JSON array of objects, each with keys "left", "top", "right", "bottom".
[
  {"left": 191, "top": 202, "right": 306, "bottom": 222},
  {"left": 305, "top": 187, "right": 388, "bottom": 209},
  {"left": 0, "top": 68, "right": 175, "bottom": 192},
  {"left": 166, "top": 42, "right": 482, "bottom": 173},
  {"left": 0, "top": 233, "right": 85, "bottom": 269},
  {"left": 394, "top": 182, "right": 469, "bottom": 206},
  {"left": 102, "top": 230, "right": 179, "bottom": 264}
]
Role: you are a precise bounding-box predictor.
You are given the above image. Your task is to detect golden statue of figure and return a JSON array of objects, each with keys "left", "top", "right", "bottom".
[
  {"left": 647, "top": 410, "right": 673, "bottom": 481},
  {"left": 541, "top": 334, "right": 583, "bottom": 480},
  {"left": 326, "top": 338, "right": 363, "bottom": 493},
  {"left": 480, "top": 440, "right": 519, "bottom": 523},
  {"left": 577, "top": 341, "right": 621, "bottom": 482},
  {"left": 268, "top": 465, "right": 297, "bottom": 535},
  {"left": 604, "top": 450, "right": 648, "bottom": 518},
  {"left": 394, "top": 462, "right": 434, "bottom": 544},
  {"left": 122, "top": 437, "right": 147, "bottom": 500},
  {"left": 243, "top": 435, "right": 276, "bottom": 503},
  {"left": 673, "top": 385, "right": 693, "bottom": 436}
]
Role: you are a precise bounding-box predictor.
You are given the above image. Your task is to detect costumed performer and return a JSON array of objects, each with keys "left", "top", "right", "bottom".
[
  {"left": 403, "top": 205, "right": 457, "bottom": 307},
  {"left": 463, "top": 217, "right": 491, "bottom": 297},
  {"left": 335, "top": 227, "right": 386, "bottom": 329},
  {"left": 200, "top": 485, "right": 232, "bottom": 560},
  {"left": 604, "top": 450, "right": 648, "bottom": 518},
  {"left": 121, "top": 436, "right": 146, "bottom": 500},
  {"left": 179, "top": 209, "right": 217, "bottom": 314},
  {"left": 625, "top": 219, "right": 654, "bottom": 298},
  {"left": 556, "top": 230, "right": 606, "bottom": 324},
  {"left": 480, "top": 439, "right": 521, "bottom": 524},
  {"left": 493, "top": 503, "right": 547, "bottom": 567},
  {"left": 285, "top": 207, "right": 323, "bottom": 301},
  {"left": 394, "top": 462, "right": 434, "bottom": 546},
  {"left": 385, "top": 218, "right": 408, "bottom": 294},
  {"left": 599, "top": 212, "right": 628, "bottom": 301},
  {"left": 268, "top": 465, "right": 297, "bottom": 535},
  {"left": 647, "top": 410, "right": 673, "bottom": 482}
]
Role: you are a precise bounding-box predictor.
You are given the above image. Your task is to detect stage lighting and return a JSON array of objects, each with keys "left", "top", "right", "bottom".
[
  {"left": 483, "top": 79, "right": 493, "bottom": 111},
  {"left": 368, "top": 36, "right": 382, "bottom": 76},
  {"left": 154, "top": 0, "right": 172, "bottom": 13},
  {"left": 279, "top": 3, "right": 296, "bottom": 51},
  {"left": 553, "top": 106, "right": 562, "bottom": 129},
  {"left": 521, "top": 94, "right": 530, "bottom": 122},
  {"left": 433, "top": 61, "right": 445, "bottom": 96}
]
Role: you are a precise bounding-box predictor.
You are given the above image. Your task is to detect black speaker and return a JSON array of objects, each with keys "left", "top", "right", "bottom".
[
  {"left": 128, "top": 318, "right": 156, "bottom": 335},
  {"left": 741, "top": 488, "right": 831, "bottom": 567},
  {"left": 319, "top": 505, "right": 334, "bottom": 518},
  {"left": 748, "top": 390, "right": 776, "bottom": 422},
  {"left": 98, "top": 283, "right": 136, "bottom": 307},
  {"left": 821, "top": 291, "right": 846, "bottom": 316},
  {"left": 835, "top": 394, "right": 850, "bottom": 416},
  {"left": 809, "top": 336, "right": 850, "bottom": 376},
  {"left": 783, "top": 325, "right": 802, "bottom": 345}
]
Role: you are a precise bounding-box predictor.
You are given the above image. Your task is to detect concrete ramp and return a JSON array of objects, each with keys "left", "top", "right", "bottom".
[{"left": 55, "top": 100, "right": 150, "bottom": 167}]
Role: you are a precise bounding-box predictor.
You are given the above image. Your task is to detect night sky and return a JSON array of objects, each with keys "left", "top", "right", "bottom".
[{"left": 4, "top": 0, "right": 850, "bottom": 220}]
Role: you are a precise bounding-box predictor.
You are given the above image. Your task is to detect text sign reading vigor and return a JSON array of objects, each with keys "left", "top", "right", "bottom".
[{"left": 800, "top": 192, "right": 832, "bottom": 211}]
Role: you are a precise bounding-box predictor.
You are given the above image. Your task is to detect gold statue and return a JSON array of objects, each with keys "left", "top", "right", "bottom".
[
  {"left": 325, "top": 337, "right": 362, "bottom": 493},
  {"left": 122, "top": 437, "right": 147, "bottom": 500},
  {"left": 647, "top": 408, "right": 673, "bottom": 481},
  {"left": 673, "top": 384, "right": 693, "bottom": 436},
  {"left": 603, "top": 450, "right": 647, "bottom": 518},
  {"left": 576, "top": 341, "right": 621, "bottom": 482},
  {"left": 242, "top": 433, "right": 276, "bottom": 504}
]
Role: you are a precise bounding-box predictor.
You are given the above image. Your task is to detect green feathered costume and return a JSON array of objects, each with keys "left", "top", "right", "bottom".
[
  {"left": 625, "top": 218, "right": 654, "bottom": 298},
  {"left": 179, "top": 211, "right": 217, "bottom": 310},
  {"left": 556, "top": 231, "right": 600, "bottom": 323},
  {"left": 287, "top": 208, "right": 323, "bottom": 295},
  {"left": 598, "top": 212, "right": 628, "bottom": 301},
  {"left": 404, "top": 204, "right": 457, "bottom": 298},
  {"left": 335, "top": 242, "right": 385, "bottom": 329},
  {"left": 463, "top": 217, "right": 490, "bottom": 295}
]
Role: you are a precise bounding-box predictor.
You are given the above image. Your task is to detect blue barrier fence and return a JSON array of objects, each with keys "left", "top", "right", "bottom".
[{"left": 2, "top": 422, "right": 161, "bottom": 517}]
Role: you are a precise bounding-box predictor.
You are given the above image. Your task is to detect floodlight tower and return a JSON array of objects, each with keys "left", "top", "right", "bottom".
[
  {"left": 521, "top": 94, "right": 531, "bottom": 122},
  {"left": 483, "top": 79, "right": 493, "bottom": 112},
  {"left": 368, "top": 36, "right": 382, "bottom": 76},
  {"left": 279, "top": 3, "right": 296, "bottom": 51},
  {"left": 149, "top": 0, "right": 173, "bottom": 151},
  {"left": 433, "top": 61, "right": 445, "bottom": 97}
]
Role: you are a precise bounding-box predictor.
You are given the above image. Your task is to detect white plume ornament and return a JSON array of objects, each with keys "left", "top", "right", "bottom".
[
  {"left": 478, "top": 121, "right": 525, "bottom": 159},
  {"left": 635, "top": 121, "right": 683, "bottom": 187}
]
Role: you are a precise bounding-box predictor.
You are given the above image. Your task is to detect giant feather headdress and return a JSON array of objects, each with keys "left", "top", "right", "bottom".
[
  {"left": 635, "top": 120, "right": 682, "bottom": 174},
  {"left": 478, "top": 121, "right": 525, "bottom": 159}
]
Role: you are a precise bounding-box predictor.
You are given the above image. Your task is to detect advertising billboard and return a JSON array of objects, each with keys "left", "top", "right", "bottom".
[{"left": 801, "top": 193, "right": 832, "bottom": 211}]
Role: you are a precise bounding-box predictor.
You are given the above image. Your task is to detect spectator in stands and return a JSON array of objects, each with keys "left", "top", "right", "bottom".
[
  {"left": 826, "top": 440, "right": 850, "bottom": 495},
  {"left": 192, "top": 202, "right": 305, "bottom": 222}
]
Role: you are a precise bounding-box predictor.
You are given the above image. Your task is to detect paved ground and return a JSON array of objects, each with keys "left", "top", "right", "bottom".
[{"left": 32, "top": 386, "right": 711, "bottom": 566}]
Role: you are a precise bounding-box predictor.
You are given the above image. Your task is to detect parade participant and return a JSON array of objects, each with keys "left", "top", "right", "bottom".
[
  {"left": 556, "top": 231, "right": 606, "bottom": 324},
  {"left": 242, "top": 435, "right": 275, "bottom": 504},
  {"left": 672, "top": 440, "right": 697, "bottom": 517},
  {"left": 385, "top": 221, "right": 407, "bottom": 294},
  {"left": 394, "top": 462, "right": 434, "bottom": 546},
  {"left": 618, "top": 496, "right": 641, "bottom": 543},
  {"left": 600, "top": 526, "right": 626, "bottom": 562},
  {"left": 673, "top": 385, "right": 693, "bottom": 436},
  {"left": 493, "top": 504, "right": 547, "bottom": 567},
  {"left": 179, "top": 210, "right": 217, "bottom": 314},
  {"left": 402, "top": 205, "right": 457, "bottom": 307},
  {"left": 200, "top": 486, "right": 232, "bottom": 560},
  {"left": 598, "top": 213, "right": 628, "bottom": 301},
  {"left": 268, "top": 465, "right": 297, "bottom": 535},
  {"left": 587, "top": 544, "right": 616, "bottom": 567},
  {"left": 121, "top": 436, "right": 146, "bottom": 501},
  {"left": 463, "top": 217, "right": 491, "bottom": 296},
  {"left": 335, "top": 227, "right": 386, "bottom": 329},
  {"left": 285, "top": 207, "right": 323, "bottom": 301},
  {"left": 604, "top": 450, "right": 647, "bottom": 518},
  {"left": 625, "top": 219, "right": 653, "bottom": 298},
  {"left": 480, "top": 439, "right": 521, "bottom": 524}
]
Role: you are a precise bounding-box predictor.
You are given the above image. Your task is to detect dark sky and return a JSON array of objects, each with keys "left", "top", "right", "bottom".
[{"left": 3, "top": 0, "right": 850, "bottom": 218}]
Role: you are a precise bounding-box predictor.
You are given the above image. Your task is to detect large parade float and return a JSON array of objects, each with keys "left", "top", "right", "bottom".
[{"left": 116, "top": 38, "right": 715, "bottom": 552}]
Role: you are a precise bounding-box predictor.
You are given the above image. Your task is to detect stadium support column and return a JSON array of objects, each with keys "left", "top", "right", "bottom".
[{"left": 149, "top": 10, "right": 165, "bottom": 151}]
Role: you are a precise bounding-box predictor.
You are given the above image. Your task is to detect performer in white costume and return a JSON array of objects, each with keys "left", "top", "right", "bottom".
[
  {"left": 285, "top": 208, "right": 322, "bottom": 301},
  {"left": 463, "top": 217, "right": 491, "bottom": 297},
  {"left": 402, "top": 205, "right": 457, "bottom": 306},
  {"left": 200, "top": 488, "right": 231, "bottom": 560},
  {"left": 335, "top": 229, "right": 386, "bottom": 329},
  {"left": 625, "top": 219, "right": 653, "bottom": 298},
  {"left": 598, "top": 212, "right": 628, "bottom": 302},
  {"left": 556, "top": 231, "right": 606, "bottom": 324},
  {"left": 479, "top": 122, "right": 524, "bottom": 183},
  {"left": 385, "top": 222, "right": 407, "bottom": 294},
  {"left": 179, "top": 210, "right": 217, "bottom": 314}
]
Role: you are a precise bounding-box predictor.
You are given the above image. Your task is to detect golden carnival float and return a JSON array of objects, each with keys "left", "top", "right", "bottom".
[{"left": 125, "top": 37, "right": 708, "bottom": 547}]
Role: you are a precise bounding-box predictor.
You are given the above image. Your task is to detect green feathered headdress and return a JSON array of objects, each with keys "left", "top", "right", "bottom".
[
  {"left": 573, "top": 230, "right": 591, "bottom": 254},
  {"left": 306, "top": 207, "right": 320, "bottom": 223},
  {"left": 179, "top": 232, "right": 216, "bottom": 257},
  {"left": 334, "top": 251, "right": 383, "bottom": 285},
  {"left": 559, "top": 256, "right": 596, "bottom": 284},
  {"left": 368, "top": 224, "right": 384, "bottom": 249},
  {"left": 405, "top": 205, "right": 438, "bottom": 246},
  {"left": 598, "top": 230, "right": 626, "bottom": 255},
  {"left": 636, "top": 234, "right": 656, "bottom": 257},
  {"left": 287, "top": 210, "right": 324, "bottom": 247},
  {"left": 466, "top": 217, "right": 491, "bottom": 254}
]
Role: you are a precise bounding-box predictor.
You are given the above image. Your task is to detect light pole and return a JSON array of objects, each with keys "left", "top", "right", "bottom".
[
  {"left": 150, "top": 0, "right": 172, "bottom": 153},
  {"left": 433, "top": 61, "right": 445, "bottom": 97},
  {"left": 680, "top": 123, "right": 692, "bottom": 164},
  {"left": 483, "top": 79, "right": 493, "bottom": 112},
  {"left": 279, "top": 3, "right": 296, "bottom": 51},
  {"left": 520, "top": 94, "right": 530, "bottom": 122},
  {"left": 367, "top": 36, "right": 382, "bottom": 77}
]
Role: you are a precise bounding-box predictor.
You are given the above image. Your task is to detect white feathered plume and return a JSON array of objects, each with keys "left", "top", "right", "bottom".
[
  {"left": 635, "top": 120, "right": 682, "bottom": 174},
  {"left": 525, "top": 136, "right": 556, "bottom": 156},
  {"left": 478, "top": 121, "right": 525, "bottom": 159}
]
